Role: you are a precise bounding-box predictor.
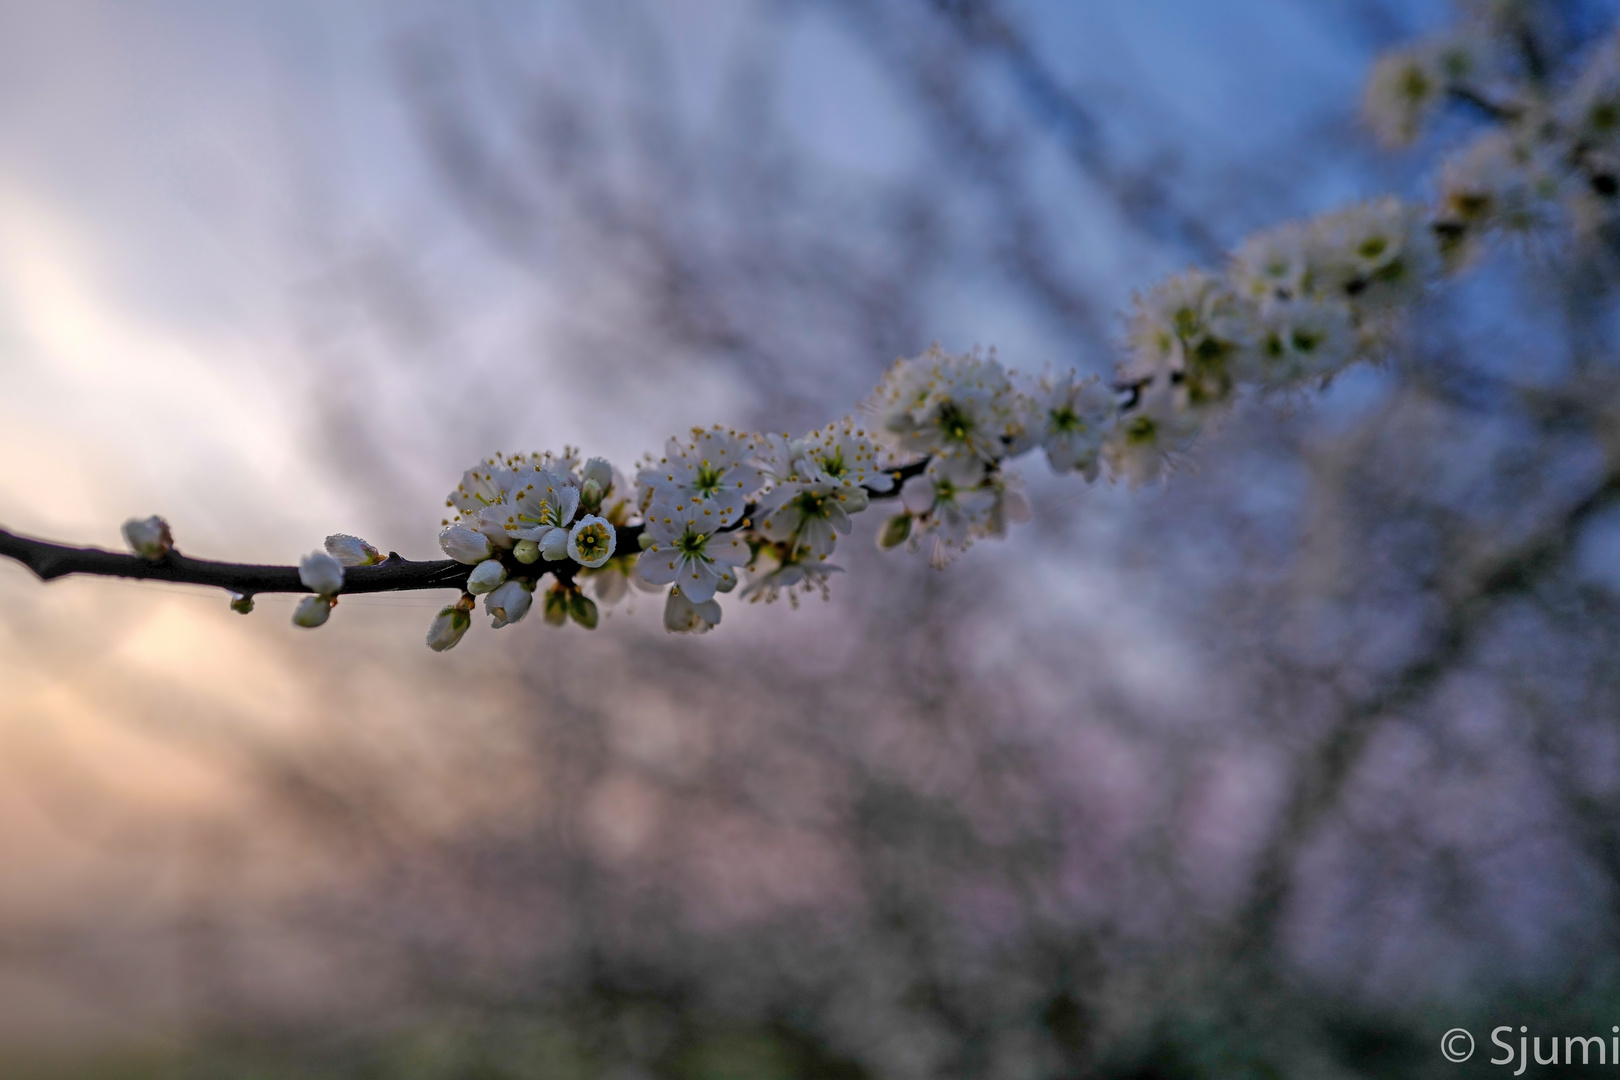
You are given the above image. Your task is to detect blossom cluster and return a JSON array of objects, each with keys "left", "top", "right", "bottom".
[
  {"left": 1365, "top": 2, "right": 1620, "bottom": 252},
  {"left": 113, "top": 1, "right": 1609, "bottom": 651}
]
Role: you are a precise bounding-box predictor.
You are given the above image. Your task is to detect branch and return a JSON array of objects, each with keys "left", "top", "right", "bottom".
[
  {"left": 1229, "top": 463, "right": 1620, "bottom": 960},
  {"left": 0, "top": 526, "right": 478, "bottom": 597},
  {"left": 0, "top": 463, "right": 933, "bottom": 601}
]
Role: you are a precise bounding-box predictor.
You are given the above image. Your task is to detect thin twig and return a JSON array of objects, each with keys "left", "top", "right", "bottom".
[{"left": 0, "top": 466, "right": 930, "bottom": 601}]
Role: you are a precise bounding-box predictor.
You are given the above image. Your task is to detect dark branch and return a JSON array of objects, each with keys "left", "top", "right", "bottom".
[
  {"left": 0, "top": 469, "right": 928, "bottom": 601},
  {"left": 0, "top": 527, "right": 476, "bottom": 597},
  {"left": 1229, "top": 464, "right": 1620, "bottom": 960},
  {"left": 1446, "top": 84, "right": 1522, "bottom": 124}
]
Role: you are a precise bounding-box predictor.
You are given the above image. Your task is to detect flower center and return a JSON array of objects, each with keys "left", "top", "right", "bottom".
[
  {"left": 692, "top": 463, "right": 726, "bottom": 497},
  {"left": 1124, "top": 415, "right": 1158, "bottom": 446},
  {"left": 576, "top": 524, "right": 609, "bottom": 557},
  {"left": 676, "top": 528, "right": 710, "bottom": 560},
  {"left": 817, "top": 447, "right": 847, "bottom": 478},
  {"left": 1049, "top": 405, "right": 1083, "bottom": 434},
  {"left": 1358, "top": 235, "right": 1389, "bottom": 261},
  {"left": 794, "top": 491, "right": 830, "bottom": 519},
  {"left": 937, "top": 401, "right": 975, "bottom": 444}
]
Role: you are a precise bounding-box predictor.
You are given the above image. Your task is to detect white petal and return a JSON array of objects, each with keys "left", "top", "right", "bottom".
[
  {"left": 636, "top": 549, "right": 680, "bottom": 586},
  {"left": 298, "top": 552, "right": 345, "bottom": 596},
  {"left": 705, "top": 532, "right": 751, "bottom": 567},
  {"left": 901, "top": 476, "right": 935, "bottom": 515},
  {"left": 681, "top": 559, "right": 722, "bottom": 604},
  {"left": 439, "top": 525, "right": 493, "bottom": 564},
  {"left": 539, "top": 527, "right": 570, "bottom": 561}
]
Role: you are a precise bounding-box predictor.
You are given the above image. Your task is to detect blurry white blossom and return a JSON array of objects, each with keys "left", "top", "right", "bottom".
[
  {"left": 1124, "top": 270, "right": 1249, "bottom": 411},
  {"left": 1363, "top": 36, "right": 1484, "bottom": 147},
  {"left": 663, "top": 585, "right": 722, "bottom": 634},
  {"left": 1247, "top": 301, "right": 1357, "bottom": 387},
  {"left": 298, "top": 552, "right": 344, "bottom": 597},
  {"left": 1027, "top": 371, "right": 1114, "bottom": 479},
  {"left": 866, "top": 346, "right": 1025, "bottom": 463},
  {"left": 292, "top": 595, "right": 334, "bottom": 629},
  {"left": 1103, "top": 386, "right": 1202, "bottom": 489},
  {"left": 121, "top": 516, "right": 172, "bottom": 560},
  {"left": 900, "top": 456, "right": 999, "bottom": 569}
]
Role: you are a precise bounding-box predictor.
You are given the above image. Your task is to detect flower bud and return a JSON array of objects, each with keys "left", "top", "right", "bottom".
[
  {"left": 121, "top": 516, "right": 173, "bottom": 560},
  {"left": 324, "top": 533, "right": 381, "bottom": 567},
  {"left": 466, "top": 558, "right": 507, "bottom": 595},
  {"left": 568, "top": 591, "right": 599, "bottom": 629},
  {"left": 426, "top": 605, "right": 471, "bottom": 652},
  {"left": 439, "top": 525, "right": 493, "bottom": 565},
  {"left": 485, "top": 579, "right": 533, "bottom": 628},
  {"left": 292, "top": 594, "right": 334, "bottom": 628},
  {"left": 842, "top": 487, "right": 870, "bottom": 514},
  {"left": 581, "top": 457, "right": 614, "bottom": 494},
  {"left": 299, "top": 552, "right": 345, "bottom": 596},
  {"left": 543, "top": 586, "right": 570, "bottom": 626},
  {"left": 580, "top": 478, "right": 604, "bottom": 511},
  {"left": 878, "top": 514, "right": 912, "bottom": 550},
  {"left": 540, "top": 528, "right": 570, "bottom": 561},
  {"left": 513, "top": 539, "right": 542, "bottom": 564},
  {"left": 638, "top": 531, "right": 655, "bottom": 551},
  {"left": 229, "top": 593, "right": 254, "bottom": 615}
]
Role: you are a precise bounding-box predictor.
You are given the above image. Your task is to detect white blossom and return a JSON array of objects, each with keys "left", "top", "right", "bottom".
[
  {"left": 636, "top": 426, "right": 763, "bottom": 528},
  {"left": 1435, "top": 131, "right": 1563, "bottom": 250},
  {"left": 983, "top": 472, "right": 1032, "bottom": 539},
  {"left": 324, "top": 533, "right": 380, "bottom": 567},
  {"left": 1309, "top": 198, "right": 1441, "bottom": 311},
  {"left": 1246, "top": 300, "right": 1357, "bottom": 387},
  {"left": 1562, "top": 38, "right": 1620, "bottom": 149},
  {"left": 567, "top": 515, "right": 617, "bottom": 568},
  {"left": 292, "top": 594, "right": 333, "bottom": 629},
  {"left": 663, "top": 585, "right": 722, "bottom": 634},
  {"left": 1229, "top": 222, "right": 1314, "bottom": 307},
  {"left": 1027, "top": 371, "right": 1114, "bottom": 480},
  {"left": 900, "top": 456, "right": 998, "bottom": 569},
  {"left": 121, "top": 516, "right": 172, "bottom": 560},
  {"left": 1102, "top": 385, "right": 1201, "bottom": 488},
  {"left": 637, "top": 500, "right": 751, "bottom": 604},
  {"left": 476, "top": 467, "right": 580, "bottom": 558},
  {"left": 440, "top": 525, "right": 494, "bottom": 565},
  {"left": 444, "top": 458, "right": 520, "bottom": 547},
  {"left": 756, "top": 478, "right": 860, "bottom": 562},
  {"left": 1124, "top": 270, "right": 1250, "bottom": 411},
  {"left": 795, "top": 419, "right": 897, "bottom": 493},
  {"left": 584, "top": 560, "right": 633, "bottom": 607},
  {"left": 865, "top": 346, "right": 1024, "bottom": 464},
  {"left": 485, "top": 579, "right": 533, "bottom": 628},
  {"left": 298, "top": 552, "right": 345, "bottom": 596},
  {"left": 467, "top": 558, "right": 507, "bottom": 596},
  {"left": 1364, "top": 44, "right": 1448, "bottom": 147}
]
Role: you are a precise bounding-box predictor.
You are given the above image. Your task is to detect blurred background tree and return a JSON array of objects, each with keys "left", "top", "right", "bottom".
[{"left": 4, "top": 0, "right": 1620, "bottom": 1077}]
